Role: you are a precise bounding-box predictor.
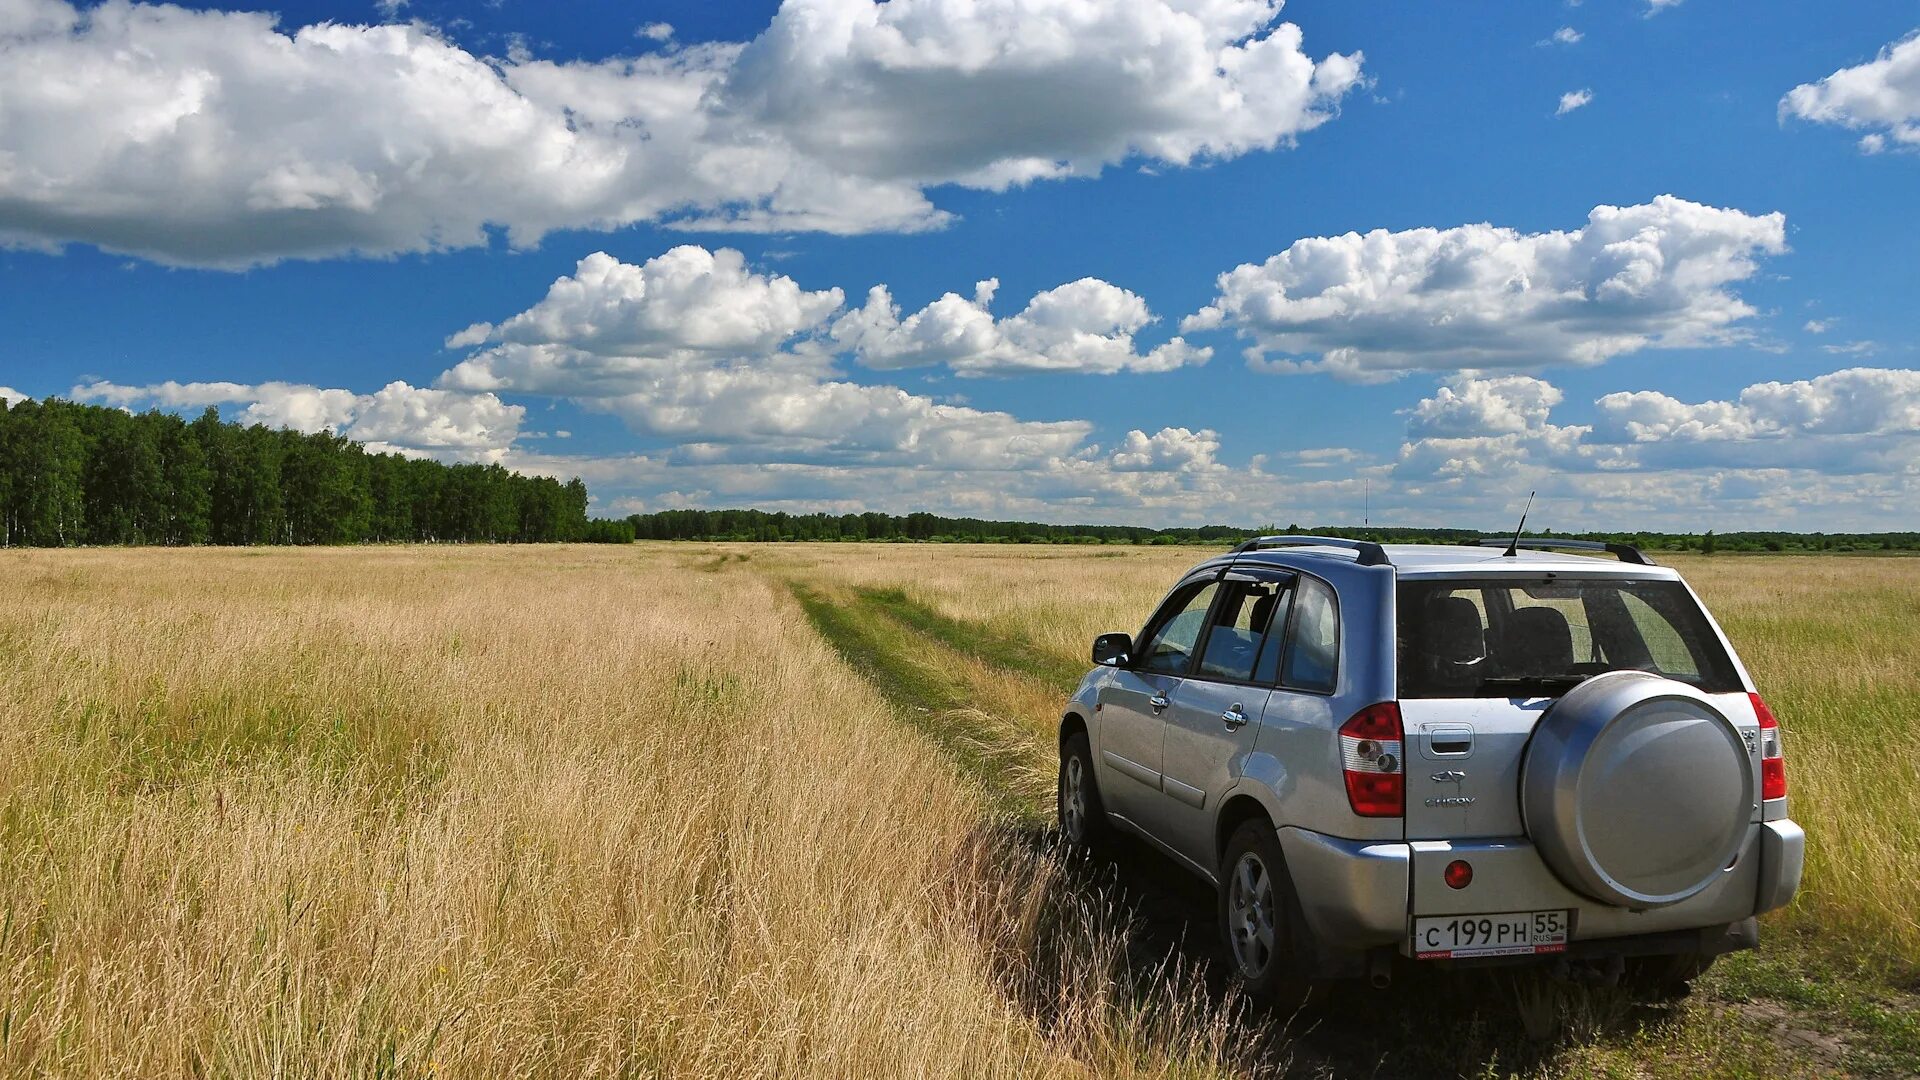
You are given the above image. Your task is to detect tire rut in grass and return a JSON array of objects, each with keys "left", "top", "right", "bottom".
[{"left": 787, "top": 581, "right": 1047, "bottom": 822}]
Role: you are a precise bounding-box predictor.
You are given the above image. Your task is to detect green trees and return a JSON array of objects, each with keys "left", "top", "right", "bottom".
[{"left": 0, "top": 397, "right": 591, "bottom": 547}]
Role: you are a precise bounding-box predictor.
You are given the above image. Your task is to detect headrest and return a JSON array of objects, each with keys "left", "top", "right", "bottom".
[
  {"left": 1422, "top": 595, "right": 1484, "bottom": 665},
  {"left": 1508, "top": 606, "right": 1574, "bottom": 670}
]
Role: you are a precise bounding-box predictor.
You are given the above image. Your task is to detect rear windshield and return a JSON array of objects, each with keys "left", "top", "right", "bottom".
[{"left": 1396, "top": 577, "right": 1742, "bottom": 699}]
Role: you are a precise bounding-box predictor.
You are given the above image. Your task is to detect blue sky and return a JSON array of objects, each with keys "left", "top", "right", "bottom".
[{"left": 2, "top": 0, "right": 1916, "bottom": 530}]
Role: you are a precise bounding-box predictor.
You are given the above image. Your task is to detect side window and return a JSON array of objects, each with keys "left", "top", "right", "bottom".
[
  {"left": 1137, "top": 581, "right": 1221, "bottom": 675},
  {"left": 1280, "top": 576, "right": 1340, "bottom": 694},
  {"left": 1196, "top": 578, "right": 1291, "bottom": 682}
]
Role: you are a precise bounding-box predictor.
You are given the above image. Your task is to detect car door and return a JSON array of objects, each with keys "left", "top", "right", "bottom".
[
  {"left": 1160, "top": 570, "right": 1294, "bottom": 865},
  {"left": 1095, "top": 574, "right": 1220, "bottom": 821}
]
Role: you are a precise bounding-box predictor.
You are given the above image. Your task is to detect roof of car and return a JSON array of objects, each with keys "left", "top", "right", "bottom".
[{"left": 1227, "top": 543, "right": 1680, "bottom": 578}]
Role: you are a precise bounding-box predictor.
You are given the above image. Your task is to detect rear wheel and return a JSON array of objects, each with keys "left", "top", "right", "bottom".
[
  {"left": 1218, "top": 820, "right": 1314, "bottom": 1007},
  {"left": 1058, "top": 732, "right": 1110, "bottom": 850}
]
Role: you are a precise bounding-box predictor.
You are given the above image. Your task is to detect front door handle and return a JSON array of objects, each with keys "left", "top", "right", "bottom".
[
  {"left": 1148, "top": 693, "right": 1171, "bottom": 712},
  {"left": 1221, "top": 704, "right": 1249, "bottom": 729}
]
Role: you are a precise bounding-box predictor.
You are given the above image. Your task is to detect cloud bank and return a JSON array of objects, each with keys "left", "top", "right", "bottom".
[{"left": 0, "top": 0, "right": 1362, "bottom": 266}]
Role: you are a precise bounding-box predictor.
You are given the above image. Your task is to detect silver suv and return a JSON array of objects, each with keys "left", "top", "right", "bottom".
[{"left": 1057, "top": 537, "right": 1804, "bottom": 999}]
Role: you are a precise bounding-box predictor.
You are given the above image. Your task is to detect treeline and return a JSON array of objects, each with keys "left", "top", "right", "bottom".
[
  {"left": 622, "top": 508, "right": 1920, "bottom": 552},
  {"left": 0, "top": 397, "right": 592, "bottom": 547}
]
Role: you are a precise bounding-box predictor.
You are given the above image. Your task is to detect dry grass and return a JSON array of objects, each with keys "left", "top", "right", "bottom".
[
  {"left": 3, "top": 542, "right": 1914, "bottom": 1079},
  {"left": 0, "top": 546, "right": 1258, "bottom": 1079}
]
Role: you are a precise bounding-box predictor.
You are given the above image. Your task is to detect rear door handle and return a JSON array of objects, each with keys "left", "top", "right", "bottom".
[
  {"left": 1149, "top": 694, "right": 1171, "bottom": 712},
  {"left": 1221, "top": 704, "right": 1249, "bottom": 729}
]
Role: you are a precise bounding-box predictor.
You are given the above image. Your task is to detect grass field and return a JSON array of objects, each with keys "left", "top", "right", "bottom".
[{"left": 1, "top": 543, "right": 1915, "bottom": 1078}]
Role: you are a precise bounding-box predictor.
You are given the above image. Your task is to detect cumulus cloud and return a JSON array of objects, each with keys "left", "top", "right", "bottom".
[
  {"left": 1181, "top": 196, "right": 1787, "bottom": 379},
  {"left": 1539, "top": 27, "right": 1582, "bottom": 46},
  {"left": 1803, "top": 318, "right": 1833, "bottom": 334},
  {"left": 832, "top": 276, "right": 1210, "bottom": 375},
  {"left": 435, "top": 246, "right": 1206, "bottom": 471},
  {"left": 0, "top": 0, "right": 1363, "bottom": 266},
  {"left": 0, "top": 385, "right": 27, "bottom": 404},
  {"left": 1591, "top": 367, "right": 1920, "bottom": 444},
  {"left": 1556, "top": 88, "right": 1593, "bottom": 115},
  {"left": 1781, "top": 32, "right": 1920, "bottom": 153},
  {"left": 70, "top": 378, "right": 523, "bottom": 459},
  {"left": 1644, "top": 0, "right": 1682, "bottom": 14},
  {"left": 1402, "top": 375, "right": 1563, "bottom": 439},
  {"left": 1107, "top": 427, "right": 1223, "bottom": 472},
  {"left": 445, "top": 247, "right": 843, "bottom": 366}
]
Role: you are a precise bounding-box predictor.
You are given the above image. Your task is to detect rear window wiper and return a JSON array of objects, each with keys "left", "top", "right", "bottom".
[{"left": 1476, "top": 674, "right": 1591, "bottom": 695}]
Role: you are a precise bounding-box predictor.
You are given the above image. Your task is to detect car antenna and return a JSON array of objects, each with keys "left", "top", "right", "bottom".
[{"left": 1502, "top": 491, "right": 1535, "bottom": 558}]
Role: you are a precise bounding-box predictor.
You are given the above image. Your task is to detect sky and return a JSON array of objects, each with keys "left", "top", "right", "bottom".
[{"left": 1, "top": 0, "right": 1917, "bottom": 532}]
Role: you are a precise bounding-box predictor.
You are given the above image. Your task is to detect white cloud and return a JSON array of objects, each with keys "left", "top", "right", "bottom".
[
  {"left": 832, "top": 276, "right": 1210, "bottom": 376},
  {"left": 1644, "top": 0, "right": 1682, "bottom": 14},
  {"left": 0, "top": 385, "right": 27, "bottom": 404},
  {"left": 1592, "top": 367, "right": 1920, "bottom": 444},
  {"left": 373, "top": 0, "right": 407, "bottom": 19},
  {"left": 445, "top": 247, "right": 843, "bottom": 366},
  {"left": 1107, "top": 427, "right": 1222, "bottom": 472},
  {"left": 1181, "top": 196, "right": 1787, "bottom": 379},
  {"left": 1820, "top": 339, "right": 1878, "bottom": 356},
  {"left": 1803, "top": 318, "right": 1833, "bottom": 334},
  {"left": 1402, "top": 375, "right": 1563, "bottom": 439},
  {"left": 70, "top": 379, "right": 523, "bottom": 459},
  {"left": 1556, "top": 88, "right": 1593, "bottom": 115},
  {"left": 0, "top": 0, "right": 1363, "bottom": 266},
  {"left": 637, "top": 21, "right": 673, "bottom": 42},
  {"left": 1781, "top": 31, "right": 1920, "bottom": 153},
  {"left": 1539, "top": 27, "right": 1582, "bottom": 46}
]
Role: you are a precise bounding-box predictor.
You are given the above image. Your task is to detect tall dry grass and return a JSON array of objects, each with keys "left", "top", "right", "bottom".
[{"left": 0, "top": 546, "right": 1258, "bottom": 1079}]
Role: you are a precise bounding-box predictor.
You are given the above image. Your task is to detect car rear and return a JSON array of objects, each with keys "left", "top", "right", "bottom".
[{"left": 1389, "top": 562, "right": 1802, "bottom": 966}]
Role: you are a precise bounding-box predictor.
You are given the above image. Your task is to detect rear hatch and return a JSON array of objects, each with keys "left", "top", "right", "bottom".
[{"left": 1395, "top": 574, "right": 1749, "bottom": 842}]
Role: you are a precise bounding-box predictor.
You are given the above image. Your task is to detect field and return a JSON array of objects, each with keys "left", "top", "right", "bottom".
[{"left": 1, "top": 543, "right": 1915, "bottom": 1078}]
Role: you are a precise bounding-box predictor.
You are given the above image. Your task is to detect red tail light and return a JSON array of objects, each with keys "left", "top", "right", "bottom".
[
  {"left": 1340, "top": 702, "right": 1404, "bottom": 817},
  {"left": 1750, "top": 692, "right": 1787, "bottom": 802}
]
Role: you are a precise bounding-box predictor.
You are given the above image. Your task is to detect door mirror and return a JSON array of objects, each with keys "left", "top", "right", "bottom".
[{"left": 1092, "top": 632, "right": 1133, "bottom": 667}]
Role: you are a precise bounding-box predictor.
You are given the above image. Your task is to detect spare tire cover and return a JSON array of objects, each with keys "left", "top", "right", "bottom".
[{"left": 1521, "top": 671, "right": 1752, "bottom": 908}]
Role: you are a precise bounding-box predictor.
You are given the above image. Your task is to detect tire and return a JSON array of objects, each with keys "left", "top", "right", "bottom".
[
  {"left": 1218, "top": 820, "right": 1314, "bottom": 1007},
  {"left": 1057, "top": 732, "right": 1110, "bottom": 851},
  {"left": 1623, "top": 952, "right": 1716, "bottom": 996}
]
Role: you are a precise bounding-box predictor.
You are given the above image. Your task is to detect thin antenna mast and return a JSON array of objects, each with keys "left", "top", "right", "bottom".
[
  {"left": 1364, "top": 479, "right": 1369, "bottom": 529},
  {"left": 1502, "top": 491, "right": 1536, "bottom": 558}
]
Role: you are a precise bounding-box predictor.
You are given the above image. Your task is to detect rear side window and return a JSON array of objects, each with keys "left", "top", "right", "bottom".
[
  {"left": 1396, "top": 577, "right": 1740, "bottom": 698},
  {"left": 1280, "top": 576, "right": 1340, "bottom": 694},
  {"left": 1195, "top": 577, "right": 1292, "bottom": 683}
]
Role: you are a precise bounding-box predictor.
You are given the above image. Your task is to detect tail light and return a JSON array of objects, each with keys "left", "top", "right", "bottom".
[
  {"left": 1340, "top": 702, "right": 1404, "bottom": 817},
  {"left": 1750, "top": 692, "right": 1787, "bottom": 801}
]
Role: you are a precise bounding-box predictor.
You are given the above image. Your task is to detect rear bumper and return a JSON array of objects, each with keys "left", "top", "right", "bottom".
[
  {"left": 1757, "top": 819, "right": 1804, "bottom": 914},
  {"left": 1276, "top": 817, "right": 1803, "bottom": 958},
  {"left": 1275, "top": 827, "right": 1410, "bottom": 949}
]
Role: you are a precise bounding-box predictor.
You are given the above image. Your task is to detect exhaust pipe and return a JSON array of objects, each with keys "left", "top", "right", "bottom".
[{"left": 1368, "top": 951, "right": 1394, "bottom": 989}]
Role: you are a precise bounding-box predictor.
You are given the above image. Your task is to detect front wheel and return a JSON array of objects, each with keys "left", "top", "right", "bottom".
[
  {"left": 1058, "top": 732, "right": 1110, "bottom": 850},
  {"left": 1219, "top": 820, "right": 1314, "bottom": 1007}
]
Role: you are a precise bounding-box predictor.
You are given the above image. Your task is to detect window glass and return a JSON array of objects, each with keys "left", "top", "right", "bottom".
[
  {"left": 1137, "top": 581, "right": 1220, "bottom": 675},
  {"left": 1621, "top": 592, "right": 1702, "bottom": 678},
  {"left": 1196, "top": 578, "right": 1291, "bottom": 682},
  {"left": 1396, "top": 578, "right": 1738, "bottom": 698},
  {"left": 1280, "top": 577, "right": 1339, "bottom": 693}
]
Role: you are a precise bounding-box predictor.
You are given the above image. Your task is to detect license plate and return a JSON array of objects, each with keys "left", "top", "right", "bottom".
[{"left": 1413, "top": 910, "right": 1570, "bottom": 959}]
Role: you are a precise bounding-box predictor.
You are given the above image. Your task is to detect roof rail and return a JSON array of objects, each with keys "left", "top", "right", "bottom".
[
  {"left": 1232, "top": 535, "right": 1391, "bottom": 567},
  {"left": 1469, "top": 537, "right": 1656, "bottom": 566}
]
